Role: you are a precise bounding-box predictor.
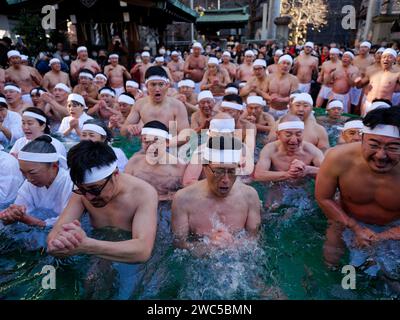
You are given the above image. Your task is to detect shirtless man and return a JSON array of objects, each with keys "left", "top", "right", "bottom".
[
  {"left": 73, "top": 69, "right": 99, "bottom": 109},
  {"left": 125, "top": 121, "right": 188, "bottom": 201},
  {"left": 154, "top": 56, "right": 175, "bottom": 86},
  {"left": 329, "top": 51, "right": 360, "bottom": 113},
  {"left": 267, "top": 49, "right": 283, "bottom": 74},
  {"left": 191, "top": 90, "right": 218, "bottom": 133},
  {"left": 337, "top": 119, "right": 363, "bottom": 145},
  {"left": 70, "top": 46, "right": 101, "bottom": 81},
  {"left": 3, "top": 83, "right": 30, "bottom": 114},
  {"left": 121, "top": 66, "right": 189, "bottom": 137},
  {"left": 236, "top": 50, "right": 255, "bottom": 82},
  {"left": 254, "top": 115, "right": 324, "bottom": 182},
  {"left": 40, "top": 83, "right": 70, "bottom": 128},
  {"left": 316, "top": 48, "right": 342, "bottom": 108},
  {"left": 200, "top": 57, "right": 230, "bottom": 99},
  {"left": 108, "top": 93, "right": 135, "bottom": 131},
  {"left": 94, "top": 73, "right": 108, "bottom": 89},
  {"left": 240, "top": 59, "right": 269, "bottom": 101},
  {"left": 0, "top": 67, "right": 5, "bottom": 92},
  {"left": 184, "top": 42, "right": 208, "bottom": 93},
  {"left": 5, "top": 50, "right": 42, "bottom": 106},
  {"left": 268, "top": 93, "right": 330, "bottom": 152},
  {"left": 351, "top": 41, "right": 375, "bottom": 111},
  {"left": 88, "top": 87, "right": 118, "bottom": 122},
  {"left": 125, "top": 80, "right": 144, "bottom": 100},
  {"left": 264, "top": 55, "right": 299, "bottom": 120},
  {"left": 293, "top": 42, "right": 319, "bottom": 94},
  {"left": 316, "top": 107, "right": 400, "bottom": 269},
  {"left": 47, "top": 140, "right": 158, "bottom": 263},
  {"left": 355, "top": 49, "right": 400, "bottom": 116},
  {"left": 130, "top": 51, "right": 152, "bottom": 88},
  {"left": 167, "top": 51, "right": 184, "bottom": 84},
  {"left": 175, "top": 79, "right": 198, "bottom": 116},
  {"left": 220, "top": 51, "right": 237, "bottom": 82},
  {"left": 172, "top": 136, "right": 261, "bottom": 253},
  {"left": 104, "top": 54, "right": 131, "bottom": 97},
  {"left": 241, "top": 95, "right": 275, "bottom": 135},
  {"left": 42, "top": 58, "right": 71, "bottom": 92},
  {"left": 316, "top": 100, "right": 348, "bottom": 126}
]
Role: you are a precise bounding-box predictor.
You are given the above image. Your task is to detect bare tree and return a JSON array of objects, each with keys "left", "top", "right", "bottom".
[{"left": 281, "top": 0, "right": 328, "bottom": 44}]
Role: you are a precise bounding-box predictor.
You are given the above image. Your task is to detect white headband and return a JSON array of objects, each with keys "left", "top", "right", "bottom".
[
  {"left": 376, "top": 47, "right": 386, "bottom": 54},
  {"left": 327, "top": 100, "right": 344, "bottom": 110},
  {"left": 23, "top": 111, "right": 47, "bottom": 123},
  {"left": 141, "top": 52, "right": 150, "bottom": 57},
  {"left": 79, "top": 72, "right": 94, "bottom": 80},
  {"left": 245, "top": 50, "right": 255, "bottom": 57},
  {"left": 278, "top": 55, "right": 293, "bottom": 65},
  {"left": 95, "top": 74, "right": 108, "bottom": 81},
  {"left": 343, "top": 120, "right": 364, "bottom": 131},
  {"left": 343, "top": 51, "right": 355, "bottom": 59},
  {"left": 99, "top": 88, "right": 116, "bottom": 97},
  {"left": 208, "top": 118, "right": 235, "bottom": 134},
  {"left": 220, "top": 101, "right": 243, "bottom": 111},
  {"left": 18, "top": 151, "right": 59, "bottom": 163},
  {"left": 21, "top": 55, "right": 28, "bottom": 61},
  {"left": 278, "top": 121, "right": 305, "bottom": 131},
  {"left": 0, "top": 97, "right": 6, "bottom": 105},
  {"left": 68, "top": 93, "right": 86, "bottom": 107},
  {"left": 4, "top": 84, "right": 21, "bottom": 93},
  {"left": 247, "top": 96, "right": 264, "bottom": 106},
  {"left": 275, "top": 49, "right": 283, "bottom": 57},
  {"left": 54, "top": 83, "right": 71, "bottom": 93},
  {"left": 77, "top": 46, "right": 88, "bottom": 53},
  {"left": 208, "top": 57, "right": 219, "bottom": 65},
  {"left": 145, "top": 75, "right": 169, "bottom": 85},
  {"left": 49, "top": 58, "right": 61, "bottom": 66},
  {"left": 141, "top": 127, "right": 170, "bottom": 140},
  {"left": 192, "top": 42, "right": 203, "bottom": 49},
  {"left": 365, "top": 101, "right": 391, "bottom": 114},
  {"left": 222, "top": 51, "right": 231, "bottom": 57},
  {"left": 253, "top": 59, "right": 266, "bottom": 68},
  {"left": 203, "top": 147, "right": 241, "bottom": 164},
  {"left": 178, "top": 79, "right": 195, "bottom": 88},
  {"left": 360, "top": 41, "right": 371, "bottom": 49},
  {"left": 225, "top": 87, "right": 239, "bottom": 95},
  {"left": 155, "top": 56, "right": 164, "bottom": 63},
  {"left": 31, "top": 88, "right": 46, "bottom": 96},
  {"left": 118, "top": 94, "right": 135, "bottom": 105},
  {"left": 126, "top": 80, "right": 139, "bottom": 89},
  {"left": 293, "top": 93, "right": 313, "bottom": 106},
  {"left": 383, "top": 48, "right": 397, "bottom": 58},
  {"left": 83, "top": 161, "right": 118, "bottom": 184},
  {"left": 82, "top": 123, "right": 107, "bottom": 136},
  {"left": 363, "top": 125, "right": 400, "bottom": 139},
  {"left": 198, "top": 90, "right": 214, "bottom": 102},
  {"left": 171, "top": 51, "right": 179, "bottom": 56},
  {"left": 109, "top": 54, "right": 119, "bottom": 59},
  {"left": 7, "top": 50, "right": 21, "bottom": 58},
  {"left": 305, "top": 42, "right": 314, "bottom": 48},
  {"left": 330, "top": 48, "right": 341, "bottom": 55}
]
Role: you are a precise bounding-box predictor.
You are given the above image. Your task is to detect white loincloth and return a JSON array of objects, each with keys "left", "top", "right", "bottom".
[
  {"left": 298, "top": 82, "right": 311, "bottom": 94},
  {"left": 268, "top": 107, "right": 289, "bottom": 120},
  {"left": 350, "top": 87, "right": 362, "bottom": 106},
  {"left": 318, "top": 85, "right": 332, "bottom": 100}
]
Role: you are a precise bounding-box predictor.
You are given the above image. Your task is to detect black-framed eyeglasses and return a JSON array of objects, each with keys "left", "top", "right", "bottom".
[
  {"left": 72, "top": 174, "right": 113, "bottom": 196},
  {"left": 206, "top": 165, "right": 237, "bottom": 178}
]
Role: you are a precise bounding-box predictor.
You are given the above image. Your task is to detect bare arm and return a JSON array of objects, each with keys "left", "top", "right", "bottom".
[
  {"left": 254, "top": 144, "right": 290, "bottom": 182},
  {"left": 182, "top": 163, "right": 203, "bottom": 187},
  {"left": 316, "top": 125, "right": 330, "bottom": 152},
  {"left": 41, "top": 74, "right": 50, "bottom": 90},
  {"left": 120, "top": 103, "right": 141, "bottom": 136},
  {"left": 174, "top": 100, "right": 190, "bottom": 133},
  {"left": 245, "top": 188, "right": 261, "bottom": 237}
]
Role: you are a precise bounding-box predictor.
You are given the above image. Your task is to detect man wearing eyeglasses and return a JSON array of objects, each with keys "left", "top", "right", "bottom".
[
  {"left": 121, "top": 66, "right": 189, "bottom": 137},
  {"left": 171, "top": 136, "right": 261, "bottom": 256},
  {"left": 47, "top": 140, "right": 158, "bottom": 263},
  {"left": 316, "top": 107, "right": 400, "bottom": 278}
]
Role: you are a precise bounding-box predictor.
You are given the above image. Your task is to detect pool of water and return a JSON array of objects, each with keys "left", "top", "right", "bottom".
[{"left": 1, "top": 126, "right": 399, "bottom": 300}]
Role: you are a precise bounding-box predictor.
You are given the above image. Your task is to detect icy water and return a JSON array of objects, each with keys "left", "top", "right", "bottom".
[{"left": 1, "top": 125, "right": 399, "bottom": 300}]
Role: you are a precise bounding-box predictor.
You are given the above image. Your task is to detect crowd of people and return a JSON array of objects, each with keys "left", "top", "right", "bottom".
[{"left": 0, "top": 36, "right": 399, "bottom": 290}]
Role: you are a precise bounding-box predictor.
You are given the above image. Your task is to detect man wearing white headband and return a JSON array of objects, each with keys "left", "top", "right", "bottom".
[
  {"left": 293, "top": 42, "right": 318, "bottom": 94},
  {"left": 5, "top": 50, "right": 42, "bottom": 107},
  {"left": 88, "top": 87, "right": 118, "bottom": 122},
  {"left": 237, "top": 50, "right": 256, "bottom": 82},
  {"left": 220, "top": 51, "right": 237, "bottom": 82},
  {"left": 172, "top": 135, "right": 261, "bottom": 252},
  {"left": 316, "top": 107, "right": 400, "bottom": 272},
  {"left": 93, "top": 72, "right": 108, "bottom": 89},
  {"left": 329, "top": 52, "right": 360, "bottom": 113},
  {"left": 0, "top": 95, "right": 24, "bottom": 146},
  {"left": 242, "top": 95, "right": 275, "bottom": 136},
  {"left": 167, "top": 50, "right": 184, "bottom": 85},
  {"left": 42, "top": 57, "right": 70, "bottom": 93},
  {"left": 3, "top": 83, "right": 30, "bottom": 114},
  {"left": 125, "top": 120, "right": 188, "bottom": 201},
  {"left": 58, "top": 93, "right": 93, "bottom": 139},
  {"left": 200, "top": 57, "right": 230, "bottom": 100},
  {"left": 255, "top": 115, "right": 324, "bottom": 183},
  {"left": 125, "top": 80, "right": 144, "bottom": 101},
  {"left": 176, "top": 79, "right": 198, "bottom": 116},
  {"left": 267, "top": 49, "right": 283, "bottom": 74},
  {"left": 337, "top": 119, "right": 363, "bottom": 144},
  {"left": 317, "top": 99, "right": 349, "bottom": 127},
  {"left": 73, "top": 69, "right": 99, "bottom": 109},
  {"left": 104, "top": 53, "right": 131, "bottom": 97},
  {"left": 154, "top": 56, "right": 175, "bottom": 88},
  {"left": 355, "top": 48, "right": 400, "bottom": 116},
  {"left": 240, "top": 59, "right": 270, "bottom": 101},
  {"left": 47, "top": 140, "right": 158, "bottom": 263},
  {"left": 70, "top": 46, "right": 101, "bottom": 81},
  {"left": 191, "top": 90, "right": 217, "bottom": 133},
  {"left": 316, "top": 47, "right": 342, "bottom": 108},
  {"left": 1, "top": 136, "right": 73, "bottom": 228},
  {"left": 42, "top": 83, "right": 71, "bottom": 126},
  {"left": 184, "top": 42, "right": 208, "bottom": 93},
  {"left": 121, "top": 66, "right": 189, "bottom": 137},
  {"left": 131, "top": 51, "right": 152, "bottom": 87},
  {"left": 270, "top": 93, "right": 329, "bottom": 152},
  {"left": 108, "top": 92, "right": 136, "bottom": 131}
]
